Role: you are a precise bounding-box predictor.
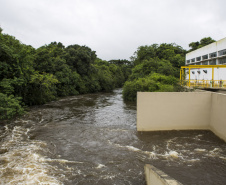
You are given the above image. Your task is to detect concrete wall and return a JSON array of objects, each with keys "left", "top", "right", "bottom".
[
  {"left": 137, "top": 92, "right": 226, "bottom": 142},
  {"left": 144, "top": 164, "right": 183, "bottom": 185},
  {"left": 210, "top": 93, "right": 226, "bottom": 141},
  {"left": 137, "top": 92, "right": 211, "bottom": 131}
]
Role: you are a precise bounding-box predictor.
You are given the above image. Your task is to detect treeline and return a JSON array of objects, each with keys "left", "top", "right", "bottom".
[
  {"left": 0, "top": 27, "right": 214, "bottom": 120},
  {"left": 0, "top": 28, "right": 132, "bottom": 120},
  {"left": 122, "top": 44, "right": 187, "bottom": 101}
]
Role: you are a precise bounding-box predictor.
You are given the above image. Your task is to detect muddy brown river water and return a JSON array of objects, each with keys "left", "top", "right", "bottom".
[{"left": 0, "top": 89, "right": 226, "bottom": 185}]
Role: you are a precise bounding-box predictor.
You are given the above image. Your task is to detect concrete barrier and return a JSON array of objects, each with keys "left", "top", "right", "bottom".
[
  {"left": 137, "top": 92, "right": 212, "bottom": 131},
  {"left": 210, "top": 93, "right": 226, "bottom": 142},
  {"left": 137, "top": 91, "right": 226, "bottom": 142},
  {"left": 144, "top": 164, "right": 183, "bottom": 185}
]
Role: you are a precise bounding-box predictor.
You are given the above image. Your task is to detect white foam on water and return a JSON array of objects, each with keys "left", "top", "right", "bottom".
[
  {"left": 194, "top": 148, "right": 207, "bottom": 152},
  {"left": 0, "top": 126, "right": 63, "bottom": 185},
  {"left": 109, "top": 140, "right": 189, "bottom": 161},
  {"left": 219, "top": 156, "right": 226, "bottom": 160},
  {"left": 206, "top": 148, "right": 226, "bottom": 160},
  {"left": 39, "top": 118, "right": 44, "bottom": 124},
  {"left": 212, "top": 148, "right": 221, "bottom": 152},
  {"left": 44, "top": 158, "right": 84, "bottom": 164},
  {"left": 96, "top": 164, "right": 106, "bottom": 169},
  {"left": 187, "top": 158, "right": 200, "bottom": 162},
  {"left": 108, "top": 138, "right": 224, "bottom": 166},
  {"left": 125, "top": 146, "right": 140, "bottom": 152},
  {"left": 108, "top": 141, "right": 158, "bottom": 159},
  {"left": 161, "top": 151, "right": 181, "bottom": 159},
  {"left": 144, "top": 151, "right": 157, "bottom": 159},
  {"left": 169, "top": 151, "right": 179, "bottom": 158},
  {"left": 103, "top": 175, "right": 116, "bottom": 180}
]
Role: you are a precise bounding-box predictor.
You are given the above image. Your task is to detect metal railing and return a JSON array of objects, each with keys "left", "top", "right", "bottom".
[
  {"left": 183, "top": 80, "right": 226, "bottom": 88},
  {"left": 180, "top": 65, "right": 226, "bottom": 89}
]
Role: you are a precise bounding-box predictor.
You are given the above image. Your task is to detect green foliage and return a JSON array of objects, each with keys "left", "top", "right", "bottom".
[
  {"left": 65, "top": 45, "right": 96, "bottom": 76},
  {"left": 29, "top": 73, "right": 59, "bottom": 105},
  {"left": 123, "top": 42, "right": 186, "bottom": 101},
  {"left": 0, "top": 93, "right": 24, "bottom": 120},
  {"left": 129, "top": 58, "right": 178, "bottom": 80},
  {"left": 123, "top": 73, "right": 178, "bottom": 101},
  {"left": 0, "top": 27, "right": 134, "bottom": 120},
  {"left": 132, "top": 43, "right": 185, "bottom": 67},
  {"left": 34, "top": 42, "right": 65, "bottom": 74},
  {"left": 95, "top": 64, "right": 114, "bottom": 91},
  {"left": 0, "top": 78, "right": 14, "bottom": 94},
  {"left": 188, "top": 37, "right": 215, "bottom": 52},
  {"left": 1, "top": 26, "right": 207, "bottom": 119},
  {"left": 128, "top": 44, "right": 185, "bottom": 81}
]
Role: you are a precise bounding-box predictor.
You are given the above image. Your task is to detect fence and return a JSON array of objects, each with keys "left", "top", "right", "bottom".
[
  {"left": 182, "top": 80, "right": 226, "bottom": 88},
  {"left": 180, "top": 65, "right": 226, "bottom": 88}
]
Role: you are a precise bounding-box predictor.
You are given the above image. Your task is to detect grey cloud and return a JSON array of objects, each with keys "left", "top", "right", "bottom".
[{"left": 0, "top": 0, "right": 225, "bottom": 60}]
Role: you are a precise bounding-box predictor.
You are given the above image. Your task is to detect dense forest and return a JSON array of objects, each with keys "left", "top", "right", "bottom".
[
  {"left": 0, "top": 27, "right": 214, "bottom": 120},
  {"left": 0, "top": 27, "right": 132, "bottom": 120}
]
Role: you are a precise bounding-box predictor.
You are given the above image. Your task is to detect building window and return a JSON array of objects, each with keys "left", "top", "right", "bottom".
[
  {"left": 196, "top": 62, "right": 201, "bottom": 65},
  {"left": 202, "top": 54, "right": 208, "bottom": 60},
  {"left": 218, "top": 49, "right": 226, "bottom": 56},
  {"left": 187, "top": 60, "right": 190, "bottom": 64},
  {"left": 191, "top": 58, "right": 195, "bottom": 63},
  {"left": 219, "top": 57, "right": 226, "bottom": 64},
  {"left": 196, "top": 56, "right": 201, "bottom": 61},
  {"left": 209, "top": 59, "right": 216, "bottom": 65},
  {"left": 209, "top": 52, "right": 217, "bottom": 58},
  {"left": 202, "top": 61, "right": 208, "bottom": 65}
]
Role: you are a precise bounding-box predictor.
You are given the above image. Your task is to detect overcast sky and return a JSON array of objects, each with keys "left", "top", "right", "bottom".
[{"left": 0, "top": 0, "right": 226, "bottom": 60}]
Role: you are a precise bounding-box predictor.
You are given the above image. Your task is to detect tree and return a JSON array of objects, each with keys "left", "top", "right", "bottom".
[
  {"left": 65, "top": 45, "right": 96, "bottom": 76},
  {"left": 0, "top": 93, "right": 24, "bottom": 120},
  {"left": 34, "top": 42, "right": 65, "bottom": 74},
  {"left": 188, "top": 37, "right": 215, "bottom": 52},
  {"left": 123, "top": 73, "right": 178, "bottom": 101},
  {"left": 199, "top": 37, "right": 216, "bottom": 47},
  {"left": 122, "top": 42, "right": 186, "bottom": 101},
  {"left": 132, "top": 44, "right": 157, "bottom": 65},
  {"left": 29, "top": 72, "right": 59, "bottom": 105},
  {"left": 0, "top": 27, "right": 133, "bottom": 120},
  {"left": 188, "top": 41, "right": 199, "bottom": 51}
]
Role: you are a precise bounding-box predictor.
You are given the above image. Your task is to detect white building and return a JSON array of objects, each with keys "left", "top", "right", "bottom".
[{"left": 185, "top": 37, "right": 226, "bottom": 82}]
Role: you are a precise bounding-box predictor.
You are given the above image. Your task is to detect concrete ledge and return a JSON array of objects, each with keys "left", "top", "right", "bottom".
[{"left": 144, "top": 164, "right": 183, "bottom": 185}]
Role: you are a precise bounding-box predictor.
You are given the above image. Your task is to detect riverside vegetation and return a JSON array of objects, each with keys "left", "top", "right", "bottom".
[{"left": 0, "top": 27, "right": 214, "bottom": 120}]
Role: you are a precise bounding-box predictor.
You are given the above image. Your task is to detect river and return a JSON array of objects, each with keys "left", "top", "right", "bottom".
[{"left": 0, "top": 89, "right": 226, "bottom": 185}]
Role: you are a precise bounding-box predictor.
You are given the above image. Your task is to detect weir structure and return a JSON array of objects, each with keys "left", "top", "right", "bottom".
[
  {"left": 137, "top": 91, "right": 226, "bottom": 185},
  {"left": 137, "top": 91, "right": 226, "bottom": 142},
  {"left": 141, "top": 38, "right": 226, "bottom": 184}
]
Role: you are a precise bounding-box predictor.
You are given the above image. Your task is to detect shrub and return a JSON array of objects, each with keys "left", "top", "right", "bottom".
[{"left": 122, "top": 73, "right": 179, "bottom": 101}]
